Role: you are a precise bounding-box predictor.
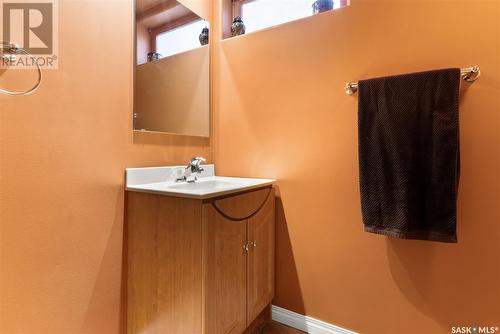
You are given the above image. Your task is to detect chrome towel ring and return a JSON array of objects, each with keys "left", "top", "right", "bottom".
[{"left": 0, "top": 42, "right": 42, "bottom": 96}]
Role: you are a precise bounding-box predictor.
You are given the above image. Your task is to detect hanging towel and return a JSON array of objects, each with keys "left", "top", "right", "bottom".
[{"left": 358, "top": 69, "right": 460, "bottom": 243}]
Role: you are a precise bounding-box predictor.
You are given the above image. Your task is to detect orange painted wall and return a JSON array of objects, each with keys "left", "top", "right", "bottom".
[
  {"left": 1, "top": 0, "right": 499, "bottom": 334},
  {"left": 135, "top": 45, "right": 210, "bottom": 136},
  {"left": 180, "top": 0, "right": 211, "bottom": 20},
  {"left": 136, "top": 21, "right": 150, "bottom": 65},
  {"left": 213, "top": 1, "right": 500, "bottom": 333},
  {"left": 0, "top": 0, "right": 211, "bottom": 333}
]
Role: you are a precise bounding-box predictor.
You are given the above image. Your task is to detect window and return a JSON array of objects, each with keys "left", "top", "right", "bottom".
[
  {"left": 156, "top": 19, "right": 208, "bottom": 58},
  {"left": 235, "top": 0, "right": 347, "bottom": 36}
]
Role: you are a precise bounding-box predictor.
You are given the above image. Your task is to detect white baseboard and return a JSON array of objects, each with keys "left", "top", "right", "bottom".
[{"left": 271, "top": 305, "right": 358, "bottom": 334}]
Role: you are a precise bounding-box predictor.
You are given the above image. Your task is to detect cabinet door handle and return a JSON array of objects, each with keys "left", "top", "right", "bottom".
[
  {"left": 251, "top": 241, "right": 257, "bottom": 248},
  {"left": 243, "top": 243, "right": 249, "bottom": 253}
]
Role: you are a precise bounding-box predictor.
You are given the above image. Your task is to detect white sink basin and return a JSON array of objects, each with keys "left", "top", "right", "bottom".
[
  {"left": 125, "top": 164, "right": 275, "bottom": 199},
  {"left": 167, "top": 179, "right": 236, "bottom": 191}
]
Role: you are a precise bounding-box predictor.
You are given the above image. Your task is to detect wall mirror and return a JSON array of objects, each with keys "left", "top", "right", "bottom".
[
  {"left": 134, "top": 0, "right": 210, "bottom": 137},
  {"left": 221, "top": 0, "right": 350, "bottom": 39}
]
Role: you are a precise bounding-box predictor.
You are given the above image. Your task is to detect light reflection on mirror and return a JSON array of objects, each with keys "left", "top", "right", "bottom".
[
  {"left": 134, "top": 0, "right": 210, "bottom": 137},
  {"left": 156, "top": 19, "right": 208, "bottom": 58}
]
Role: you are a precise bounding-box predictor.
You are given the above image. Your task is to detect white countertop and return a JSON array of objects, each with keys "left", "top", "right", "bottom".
[{"left": 125, "top": 165, "right": 275, "bottom": 199}]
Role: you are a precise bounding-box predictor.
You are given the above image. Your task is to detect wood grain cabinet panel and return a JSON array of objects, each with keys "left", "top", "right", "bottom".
[
  {"left": 127, "top": 186, "right": 275, "bottom": 334},
  {"left": 247, "top": 189, "right": 275, "bottom": 324},
  {"left": 212, "top": 188, "right": 271, "bottom": 220},
  {"left": 127, "top": 192, "right": 203, "bottom": 334},
  {"left": 203, "top": 203, "right": 248, "bottom": 334}
]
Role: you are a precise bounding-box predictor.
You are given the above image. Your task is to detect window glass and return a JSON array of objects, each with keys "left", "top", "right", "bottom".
[
  {"left": 241, "top": 0, "right": 344, "bottom": 34},
  {"left": 156, "top": 19, "right": 207, "bottom": 58}
]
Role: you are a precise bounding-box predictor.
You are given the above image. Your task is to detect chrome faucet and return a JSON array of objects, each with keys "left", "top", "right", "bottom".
[
  {"left": 176, "top": 157, "right": 206, "bottom": 183},
  {"left": 187, "top": 156, "right": 206, "bottom": 173}
]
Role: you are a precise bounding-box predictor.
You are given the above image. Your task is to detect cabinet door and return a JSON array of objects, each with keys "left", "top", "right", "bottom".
[
  {"left": 127, "top": 192, "right": 203, "bottom": 334},
  {"left": 203, "top": 204, "right": 247, "bottom": 334},
  {"left": 247, "top": 188, "right": 275, "bottom": 324}
]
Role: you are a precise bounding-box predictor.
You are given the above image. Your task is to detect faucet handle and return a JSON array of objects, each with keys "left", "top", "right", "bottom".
[
  {"left": 187, "top": 156, "right": 206, "bottom": 168},
  {"left": 192, "top": 156, "right": 206, "bottom": 163},
  {"left": 186, "top": 156, "right": 206, "bottom": 173}
]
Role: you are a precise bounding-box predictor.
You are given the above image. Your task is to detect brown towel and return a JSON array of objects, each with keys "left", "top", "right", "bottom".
[{"left": 358, "top": 69, "right": 460, "bottom": 243}]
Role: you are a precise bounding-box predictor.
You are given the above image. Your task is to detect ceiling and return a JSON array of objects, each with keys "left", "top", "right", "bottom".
[
  {"left": 136, "top": 0, "right": 173, "bottom": 15},
  {"left": 136, "top": 0, "right": 201, "bottom": 30}
]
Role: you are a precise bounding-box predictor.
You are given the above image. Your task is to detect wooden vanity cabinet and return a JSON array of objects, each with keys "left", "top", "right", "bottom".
[{"left": 127, "top": 186, "right": 275, "bottom": 334}]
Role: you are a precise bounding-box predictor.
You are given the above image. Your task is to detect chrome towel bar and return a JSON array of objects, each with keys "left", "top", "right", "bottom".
[{"left": 345, "top": 65, "right": 481, "bottom": 95}]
